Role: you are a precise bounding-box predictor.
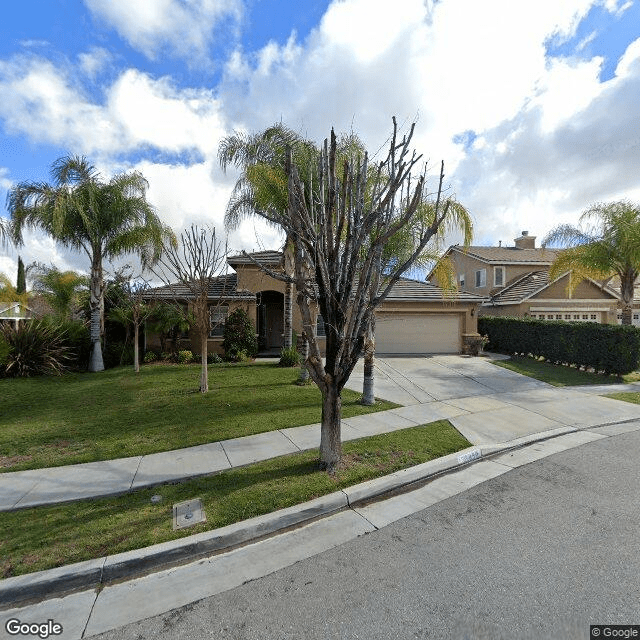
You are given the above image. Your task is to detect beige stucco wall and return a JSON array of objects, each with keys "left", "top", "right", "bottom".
[
  {"left": 437, "top": 251, "right": 549, "bottom": 296},
  {"left": 536, "top": 274, "right": 614, "bottom": 300}
]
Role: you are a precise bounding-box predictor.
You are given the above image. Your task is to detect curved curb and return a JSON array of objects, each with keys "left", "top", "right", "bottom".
[{"left": 1, "top": 420, "right": 635, "bottom": 610}]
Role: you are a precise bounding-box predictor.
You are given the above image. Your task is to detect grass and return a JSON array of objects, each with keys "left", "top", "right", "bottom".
[
  {"left": 604, "top": 392, "right": 640, "bottom": 405},
  {"left": 0, "top": 362, "right": 397, "bottom": 472},
  {"left": 0, "top": 420, "right": 470, "bottom": 578},
  {"left": 491, "top": 355, "right": 640, "bottom": 387}
]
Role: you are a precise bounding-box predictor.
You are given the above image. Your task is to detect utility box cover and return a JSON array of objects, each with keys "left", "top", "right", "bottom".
[{"left": 173, "top": 498, "right": 206, "bottom": 530}]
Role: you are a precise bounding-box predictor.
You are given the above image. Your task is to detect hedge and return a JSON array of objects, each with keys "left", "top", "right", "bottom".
[{"left": 478, "top": 316, "right": 640, "bottom": 376}]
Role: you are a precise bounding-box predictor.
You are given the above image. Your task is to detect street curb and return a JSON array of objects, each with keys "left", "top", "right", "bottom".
[{"left": 0, "top": 421, "right": 635, "bottom": 609}]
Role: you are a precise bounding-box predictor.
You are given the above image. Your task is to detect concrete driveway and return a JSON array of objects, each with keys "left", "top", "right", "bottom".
[{"left": 345, "top": 355, "right": 640, "bottom": 445}]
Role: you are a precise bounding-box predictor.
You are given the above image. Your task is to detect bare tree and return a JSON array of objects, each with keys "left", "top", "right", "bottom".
[
  {"left": 108, "top": 269, "right": 156, "bottom": 373},
  {"left": 151, "top": 225, "right": 228, "bottom": 393},
  {"left": 245, "top": 119, "right": 464, "bottom": 470}
]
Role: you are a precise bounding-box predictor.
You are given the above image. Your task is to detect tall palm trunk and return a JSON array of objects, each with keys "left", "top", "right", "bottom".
[
  {"left": 88, "top": 258, "right": 105, "bottom": 372},
  {"left": 621, "top": 271, "right": 635, "bottom": 325},
  {"left": 361, "top": 317, "right": 376, "bottom": 405}
]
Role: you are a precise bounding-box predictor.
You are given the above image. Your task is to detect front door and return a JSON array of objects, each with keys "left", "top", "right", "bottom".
[{"left": 257, "top": 291, "right": 284, "bottom": 350}]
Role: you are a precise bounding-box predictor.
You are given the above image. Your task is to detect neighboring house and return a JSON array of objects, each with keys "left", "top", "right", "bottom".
[
  {"left": 431, "top": 231, "right": 623, "bottom": 324},
  {"left": 145, "top": 249, "right": 483, "bottom": 356},
  {"left": 0, "top": 302, "right": 32, "bottom": 328}
]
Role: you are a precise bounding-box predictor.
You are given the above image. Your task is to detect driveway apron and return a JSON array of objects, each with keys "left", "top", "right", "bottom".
[{"left": 344, "top": 355, "right": 640, "bottom": 445}]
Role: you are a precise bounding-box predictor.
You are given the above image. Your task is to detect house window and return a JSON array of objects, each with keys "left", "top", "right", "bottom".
[
  {"left": 565, "top": 314, "right": 571, "bottom": 320},
  {"left": 475, "top": 269, "right": 486, "bottom": 288},
  {"left": 582, "top": 314, "right": 589, "bottom": 320},
  {"left": 494, "top": 266, "right": 505, "bottom": 287},
  {"left": 209, "top": 305, "right": 228, "bottom": 337},
  {"left": 591, "top": 314, "right": 597, "bottom": 320},
  {"left": 316, "top": 314, "right": 326, "bottom": 337},
  {"left": 547, "top": 314, "right": 554, "bottom": 320},
  {"left": 555, "top": 314, "right": 562, "bottom": 320},
  {"left": 459, "top": 274, "right": 465, "bottom": 288}
]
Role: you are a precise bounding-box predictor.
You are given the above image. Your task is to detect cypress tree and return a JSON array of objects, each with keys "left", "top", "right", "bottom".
[{"left": 16, "top": 256, "right": 26, "bottom": 294}]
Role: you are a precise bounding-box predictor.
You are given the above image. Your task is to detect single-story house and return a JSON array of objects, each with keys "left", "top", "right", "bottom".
[
  {"left": 145, "top": 249, "right": 484, "bottom": 356},
  {"left": 0, "top": 302, "right": 32, "bottom": 329},
  {"left": 430, "top": 231, "right": 627, "bottom": 324}
]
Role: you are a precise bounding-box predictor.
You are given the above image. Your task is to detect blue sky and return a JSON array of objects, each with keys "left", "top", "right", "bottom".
[{"left": 0, "top": 0, "right": 639, "bottom": 279}]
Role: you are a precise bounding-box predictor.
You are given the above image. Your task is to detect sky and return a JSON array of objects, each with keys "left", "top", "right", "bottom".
[{"left": 0, "top": 0, "right": 639, "bottom": 282}]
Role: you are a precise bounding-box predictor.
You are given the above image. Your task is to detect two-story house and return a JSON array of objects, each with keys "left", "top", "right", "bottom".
[{"left": 431, "top": 231, "right": 622, "bottom": 324}]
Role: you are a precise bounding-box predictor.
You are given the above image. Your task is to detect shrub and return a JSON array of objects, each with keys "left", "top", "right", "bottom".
[
  {"left": 103, "top": 341, "right": 134, "bottom": 368},
  {"left": 56, "top": 319, "right": 91, "bottom": 370},
  {"left": 223, "top": 308, "right": 258, "bottom": 361},
  {"left": 0, "top": 333, "right": 12, "bottom": 366},
  {"left": 0, "top": 319, "right": 74, "bottom": 377},
  {"left": 279, "top": 345, "right": 301, "bottom": 367},
  {"left": 478, "top": 316, "right": 640, "bottom": 375},
  {"left": 160, "top": 351, "right": 175, "bottom": 362},
  {"left": 144, "top": 350, "right": 158, "bottom": 363},
  {"left": 208, "top": 352, "right": 223, "bottom": 364},
  {"left": 178, "top": 350, "right": 193, "bottom": 364}
]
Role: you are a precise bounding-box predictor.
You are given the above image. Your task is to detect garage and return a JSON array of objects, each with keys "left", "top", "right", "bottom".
[{"left": 374, "top": 312, "right": 461, "bottom": 354}]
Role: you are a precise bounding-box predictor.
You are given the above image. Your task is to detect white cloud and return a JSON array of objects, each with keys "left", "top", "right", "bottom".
[
  {"left": 0, "top": 56, "right": 126, "bottom": 155},
  {"left": 107, "top": 70, "right": 225, "bottom": 155},
  {"left": 0, "top": 57, "right": 228, "bottom": 160},
  {"left": 452, "top": 36, "right": 640, "bottom": 241},
  {"left": 78, "top": 47, "right": 113, "bottom": 79},
  {"left": 83, "top": 0, "right": 243, "bottom": 61}
]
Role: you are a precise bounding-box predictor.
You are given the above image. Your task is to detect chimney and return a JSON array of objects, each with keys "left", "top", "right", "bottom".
[{"left": 514, "top": 231, "right": 536, "bottom": 249}]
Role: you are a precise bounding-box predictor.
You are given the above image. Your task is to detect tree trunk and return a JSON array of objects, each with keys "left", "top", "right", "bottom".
[
  {"left": 200, "top": 330, "right": 209, "bottom": 393},
  {"left": 134, "top": 322, "right": 140, "bottom": 373},
  {"left": 298, "top": 331, "right": 309, "bottom": 383},
  {"left": 361, "top": 317, "right": 375, "bottom": 405},
  {"left": 319, "top": 380, "right": 342, "bottom": 472},
  {"left": 621, "top": 304, "right": 633, "bottom": 325},
  {"left": 88, "top": 259, "right": 105, "bottom": 372},
  {"left": 284, "top": 283, "right": 293, "bottom": 348}
]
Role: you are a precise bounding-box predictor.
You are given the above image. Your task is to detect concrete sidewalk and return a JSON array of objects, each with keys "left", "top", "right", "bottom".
[{"left": 3, "top": 355, "right": 640, "bottom": 511}]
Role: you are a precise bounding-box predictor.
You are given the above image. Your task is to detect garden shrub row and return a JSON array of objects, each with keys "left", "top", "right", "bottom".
[{"left": 478, "top": 316, "right": 640, "bottom": 375}]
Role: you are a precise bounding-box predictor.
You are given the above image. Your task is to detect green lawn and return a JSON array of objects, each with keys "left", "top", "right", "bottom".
[
  {"left": 0, "top": 362, "right": 397, "bottom": 472},
  {"left": 605, "top": 392, "right": 640, "bottom": 405},
  {"left": 491, "top": 355, "right": 639, "bottom": 387},
  {"left": 0, "top": 420, "right": 470, "bottom": 578}
]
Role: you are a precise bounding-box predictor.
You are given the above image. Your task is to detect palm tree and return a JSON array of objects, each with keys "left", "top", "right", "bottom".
[
  {"left": 219, "top": 124, "right": 318, "bottom": 353},
  {"left": 543, "top": 200, "right": 640, "bottom": 325},
  {"left": 29, "top": 263, "right": 88, "bottom": 319},
  {"left": 5, "top": 156, "right": 173, "bottom": 371}
]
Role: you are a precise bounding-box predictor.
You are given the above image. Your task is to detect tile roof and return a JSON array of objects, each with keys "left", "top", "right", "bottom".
[
  {"left": 384, "top": 277, "right": 484, "bottom": 302},
  {"left": 145, "top": 273, "right": 255, "bottom": 301},
  {"left": 454, "top": 245, "right": 559, "bottom": 264},
  {"left": 227, "top": 250, "right": 284, "bottom": 267},
  {"left": 488, "top": 271, "right": 550, "bottom": 304}
]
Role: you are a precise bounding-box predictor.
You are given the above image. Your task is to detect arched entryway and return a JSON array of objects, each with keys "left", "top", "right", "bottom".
[{"left": 257, "top": 290, "right": 284, "bottom": 351}]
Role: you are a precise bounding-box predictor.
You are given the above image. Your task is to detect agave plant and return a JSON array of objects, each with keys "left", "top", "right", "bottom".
[{"left": 0, "top": 319, "right": 74, "bottom": 377}]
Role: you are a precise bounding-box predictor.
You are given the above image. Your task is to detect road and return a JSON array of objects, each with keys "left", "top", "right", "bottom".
[{"left": 94, "top": 429, "right": 640, "bottom": 640}]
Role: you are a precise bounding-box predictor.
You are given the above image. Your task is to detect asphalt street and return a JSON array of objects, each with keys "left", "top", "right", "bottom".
[{"left": 92, "top": 429, "right": 640, "bottom": 640}]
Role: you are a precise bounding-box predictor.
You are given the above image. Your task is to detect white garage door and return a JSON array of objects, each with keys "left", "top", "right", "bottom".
[{"left": 375, "top": 313, "right": 461, "bottom": 354}]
